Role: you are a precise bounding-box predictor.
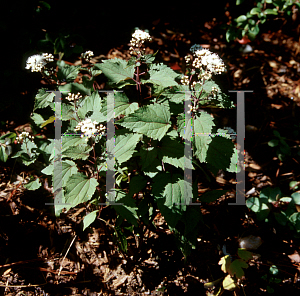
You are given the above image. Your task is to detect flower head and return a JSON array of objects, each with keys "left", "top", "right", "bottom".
[
  {"left": 16, "top": 132, "right": 34, "bottom": 144},
  {"left": 129, "top": 29, "right": 152, "bottom": 55},
  {"left": 74, "top": 119, "right": 106, "bottom": 139},
  {"left": 66, "top": 92, "right": 82, "bottom": 102},
  {"left": 192, "top": 49, "right": 225, "bottom": 75},
  {"left": 81, "top": 50, "right": 94, "bottom": 61},
  {"left": 25, "top": 53, "right": 54, "bottom": 72}
]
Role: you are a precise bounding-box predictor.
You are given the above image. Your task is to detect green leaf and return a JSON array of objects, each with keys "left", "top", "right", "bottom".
[
  {"left": 152, "top": 173, "right": 189, "bottom": 227},
  {"left": 289, "top": 212, "right": 300, "bottom": 230},
  {"left": 199, "top": 190, "right": 228, "bottom": 203},
  {"left": 206, "top": 136, "right": 235, "bottom": 172},
  {"left": 34, "top": 89, "right": 55, "bottom": 111},
  {"left": 260, "top": 187, "right": 282, "bottom": 202},
  {"left": 264, "top": 8, "right": 278, "bottom": 15},
  {"left": 236, "top": 0, "right": 245, "bottom": 4},
  {"left": 228, "top": 259, "right": 248, "bottom": 279},
  {"left": 193, "top": 112, "right": 215, "bottom": 163},
  {"left": 269, "top": 265, "right": 279, "bottom": 275},
  {"left": 142, "top": 63, "right": 180, "bottom": 88},
  {"left": 83, "top": 210, "right": 99, "bottom": 231},
  {"left": 236, "top": 15, "right": 247, "bottom": 23},
  {"left": 59, "top": 83, "right": 91, "bottom": 96},
  {"left": 274, "top": 211, "right": 288, "bottom": 226},
  {"left": 64, "top": 173, "right": 98, "bottom": 207},
  {"left": 292, "top": 192, "right": 300, "bottom": 205},
  {"left": 31, "top": 113, "right": 45, "bottom": 126},
  {"left": 268, "top": 139, "right": 279, "bottom": 147},
  {"left": 96, "top": 58, "right": 135, "bottom": 85},
  {"left": 57, "top": 64, "right": 81, "bottom": 83},
  {"left": 90, "top": 63, "right": 103, "bottom": 76},
  {"left": 246, "top": 197, "right": 270, "bottom": 220},
  {"left": 250, "top": 8, "right": 261, "bottom": 15},
  {"left": 238, "top": 249, "right": 253, "bottom": 261},
  {"left": 112, "top": 190, "right": 139, "bottom": 228},
  {"left": 62, "top": 136, "right": 90, "bottom": 152},
  {"left": 62, "top": 144, "right": 93, "bottom": 160},
  {"left": 78, "top": 92, "right": 102, "bottom": 119},
  {"left": 24, "top": 178, "right": 42, "bottom": 190},
  {"left": 177, "top": 113, "right": 193, "bottom": 141},
  {"left": 117, "top": 103, "right": 171, "bottom": 141},
  {"left": 157, "top": 136, "right": 194, "bottom": 170},
  {"left": 61, "top": 103, "right": 76, "bottom": 121},
  {"left": 227, "top": 147, "right": 241, "bottom": 173},
  {"left": 101, "top": 92, "right": 139, "bottom": 120},
  {"left": 41, "top": 163, "right": 54, "bottom": 175},
  {"left": 139, "top": 145, "right": 160, "bottom": 170},
  {"left": 115, "top": 133, "right": 142, "bottom": 164},
  {"left": 127, "top": 175, "right": 148, "bottom": 198}
]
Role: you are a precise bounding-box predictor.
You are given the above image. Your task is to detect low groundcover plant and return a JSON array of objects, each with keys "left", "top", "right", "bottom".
[{"left": 4, "top": 28, "right": 240, "bottom": 259}]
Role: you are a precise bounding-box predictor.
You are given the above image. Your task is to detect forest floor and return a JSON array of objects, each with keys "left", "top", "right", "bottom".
[{"left": 1, "top": 10, "right": 300, "bottom": 296}]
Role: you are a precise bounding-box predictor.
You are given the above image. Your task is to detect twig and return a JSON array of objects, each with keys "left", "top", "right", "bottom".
[{"left": 57, "top": 235, "right": 77, "bottom": 278}]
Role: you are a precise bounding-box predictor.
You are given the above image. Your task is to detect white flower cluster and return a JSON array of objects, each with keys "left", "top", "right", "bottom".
[
  {"left": 129, "top": 29, "right": 152, "bottom": 55},
  {"left": 74, "top": 119, "right": 106, "bottom": 139},
  {"left": 66, "top": 92, "right": 82, "bottom": 102},
  {"left": 81, "top": 50, "right": 94, "bottom": 61},
  {"left": 187, "top": 104, "right": 197, "bottom": 114},
  {"left": 16, "top": 132, "right": 34, "bottom": 144},
  {"left": 193, "top": 49, "right": 225, "bottom": 75},
  {"left": 181, "top": 75, "right": 189, "bottom": 85},
  {"left": 25, "top": 53, "right": 54, "bottom": 72}
]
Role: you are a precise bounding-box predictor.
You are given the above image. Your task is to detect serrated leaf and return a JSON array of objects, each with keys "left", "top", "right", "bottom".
[
  {"left": 59, "top": 83, "right": 91, "bottom": 96},
  {"left": 34, "top": 89, "right": 55, "bottom": 111},
  {"left": 83, "top": 210, "right": 99, "bottom": 231},
  {"left": 41, "top": 163, "right": 54, "bottom": 175},
  {"left": 78, "top": 92, "right": 102, "bottom": 119},
  {"left": 61, "top": 103, "right": 76, "bottom": 121},
  {"left": 57, "top": 64, "right": 81, "bottom": 83},
  {"left": 143, "top": 63, "right": 180, "bottom": 88},
  {"left": 96, "top": 58, "right": 135, "bottom": 84},
  {"left": 228, "top": 259, "right": 248, "bottom": 279},
  {"left": 157, "top": 136, "right": 194, "bottom": 170},
  {"left": 64, "top": 173, "right": 98, "bottom": 207},
  {"left": 24, "top": 178, "right": 41, "bottom": 190},
  {"left": 127, "top": 175, "right": 148, "bottom": 198},
  {"left": 101, "top": 92, "right": 139, "bottom": 119},
  {"left": 117, "top": 103, "right": 171, "bottom": 141},
  {"left": 31, "top": 113, "right": 45, "bottom": 126},
  {"left": 111, "top": 190, "right": 139, "bottom": 227},
  {"left": 238, "top": 249, "right": 253, "bottom": 261},
  {"left": 90, "top": 63, "right": 103, "bottom": 76},
  {"left": 115, "top": 133, "right": 142, "bottom": 164},
  {"left": 227, "top": 147, "right": 241, "bottom": 173},
  {"left": 206, "top": 136, "right": 235, "bottom": 172},
  {"left": 62, "top": 145, "right": 93, "bottom": 160},
  {"left": 193, "top": 112, "right": 215, "bottom": 162},
  {"left": 152, "top": 173, "right": 190, "bottom": 227}
]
